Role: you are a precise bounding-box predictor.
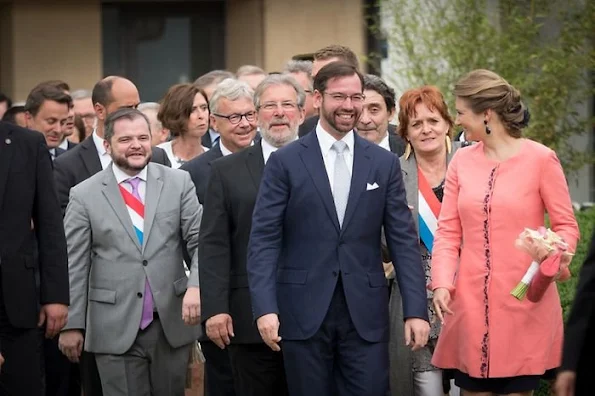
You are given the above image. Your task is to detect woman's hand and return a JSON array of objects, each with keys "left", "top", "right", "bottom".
[{"left": 432, "top": 287, "right": 454, "bottom": 324}]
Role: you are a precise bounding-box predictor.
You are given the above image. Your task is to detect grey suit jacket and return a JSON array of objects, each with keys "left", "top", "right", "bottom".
[{"left": 63, "top": 163, "right": 202, "bottom": 355}]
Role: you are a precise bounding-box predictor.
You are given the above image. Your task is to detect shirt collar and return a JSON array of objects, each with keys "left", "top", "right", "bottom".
[
  {"left": 112, "top": 163, "right": 148, "bottom": 184},
  {"left": 58, "top": 138, "right": 69, "bottom": 150},
  {"left": 379, "top": 133, "right": 391, "bottom": 151},
  {"left": 219, "top": 139, "right": 255, "bottom": 157},
  {"left": 92, "top": 129, "right": 107, "bottom": 156},
  {"left": 315, "top": 120, "right": 354, "bottom": 155}
]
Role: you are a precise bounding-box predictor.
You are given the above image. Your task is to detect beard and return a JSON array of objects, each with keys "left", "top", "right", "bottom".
[
  {"left": 320, "top": 106, "right": 361, "bottom": 135},
  {"left": 259, "top": 121, "right": 299, "bottom": 148},
  {"left": 112, "top": 151, "right": 152, "bottom": 173}
]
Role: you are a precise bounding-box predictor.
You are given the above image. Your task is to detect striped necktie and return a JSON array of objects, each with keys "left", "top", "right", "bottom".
[{"left": 119, "top": 177, "right": 154, "bottom": 330}]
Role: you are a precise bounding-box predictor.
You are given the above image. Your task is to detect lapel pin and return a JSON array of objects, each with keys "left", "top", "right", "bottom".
[{"left": 5, "top": 138, "right": 11, "bottom": 144}]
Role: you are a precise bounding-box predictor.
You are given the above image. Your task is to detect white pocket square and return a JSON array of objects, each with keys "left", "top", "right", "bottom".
[{"left": 366, "top": 182, "right": 379, "bottom": 191}]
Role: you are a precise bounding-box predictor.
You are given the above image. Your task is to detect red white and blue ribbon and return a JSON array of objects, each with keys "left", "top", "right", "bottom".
[{"left": 417, "top": 167, "right": 441, "bottom": 253}]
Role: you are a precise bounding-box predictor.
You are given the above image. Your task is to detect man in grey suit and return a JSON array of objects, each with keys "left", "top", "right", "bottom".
[{"left": 58, "top": 108, "right": 202, "bottom": 396}]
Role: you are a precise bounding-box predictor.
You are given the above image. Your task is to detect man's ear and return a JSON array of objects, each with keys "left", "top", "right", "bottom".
[
  {"left": 103, "top": 138, "right": 111, "bottom": 154},
  {"left": 95, "top": 103, "right": 106, "bottom": 121},
  {"left": 313, "top": 90, "right": 323, "bottom": 110}
]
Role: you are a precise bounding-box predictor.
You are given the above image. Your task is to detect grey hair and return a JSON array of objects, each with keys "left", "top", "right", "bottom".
[
  {"left": 209, "top": 78, "right": 254, "bottom": 114},
  {"left": 104, "top": 108, "right": 151, "bottom": 142},
  {"left": 70, "top": 89, "right": 92, "bottom": 100},
  {"left": 194, "top": 70, "right": 235, "bottom": 90},
  {"left": 236, "top": 65, "right": 266, "bottom": 77},
  {"left": 137, "top": 102, "right": 162, "bottom": 129},
  {"left": 283, "top": 60, "right": 313, "bottom": 76},
  {"left": 254, "top": 74, "right": 306, "bottom": 109}
]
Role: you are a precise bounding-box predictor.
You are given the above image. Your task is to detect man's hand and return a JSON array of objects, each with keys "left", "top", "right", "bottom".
[
  {"left": 404, "top": 318, "right": 430, "bottom": 351},
  {"left": 432, "top": 287, "right": 454, "bottom": 324},
  {"left": 554, "top": 370, "right": 576, "bottom": 396},
  {"left": 206, "top": 314, "right": 235, "bottom": 349},
  {"left": 257, "top": 313, "right": 281, "bottom": 352},
  {"left": 38, "top": 303, "right": 68, "bottom": 338},
  {"left": 182, "top": 286, "right": 201, "bottom": 325},
  {"left": 0, "top": 353, "right": 4, "bottom": 373},
  {"left": 58, "top": 330, "right": 84, "bottom": 363}
]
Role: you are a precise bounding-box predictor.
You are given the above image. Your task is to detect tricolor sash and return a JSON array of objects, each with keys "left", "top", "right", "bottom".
[
  {"left": 119, "top": 184, "right": 144, "bottom": 245},
  {"left": 417, "top": 167, "right": 441, "bottom": 252}
]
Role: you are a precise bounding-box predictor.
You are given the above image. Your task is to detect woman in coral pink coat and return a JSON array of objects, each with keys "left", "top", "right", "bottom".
[{"left": 431, "top": 69, "right": 579, "bottom": 396}]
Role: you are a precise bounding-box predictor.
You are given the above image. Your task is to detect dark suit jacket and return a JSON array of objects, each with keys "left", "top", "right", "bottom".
[
  {"left": 299, "top": 114, "right": 399, "bottom": 139},
  {"left": 0, "top": 122, "right": 69, "bottom": 328},
  {"left": 66, "top": 140, "right": 77, "bottom": 150},
  {"left": 199, "top": 142, "right": 265, "bottom": 344},
  {"left": 562, "top": 230, "right": 595, "bottom": 393},
  {"left": 179, "top": 144, "right": 223, "bottom": 204},
  {"left": 388, "top": 134, "right": 405, "bottom": 156},
  {"left": 201, "top": 129, "right": 218, "bottom": 149},
  {"left": 54, "top": 147, "right": 66, "bottom": 158},
  {"left": 247, "top": 130, "right": 428, "bottom": 343},
  {"left": 53, "top": 136, "right": 171, "bottom": 213}
]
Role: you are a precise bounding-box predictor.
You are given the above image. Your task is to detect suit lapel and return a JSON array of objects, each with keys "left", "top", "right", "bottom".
[
  {"left": 341, "top": 135, "right": 372, "bottom": 234},
  {"left": 400, "top": 155, "right": 420, "bottom": 234},
  {"left": 299, "top": 132, "right": 340, "bottom": 233},
  {"left": 80, "top": 137, "right": 102, "bottom": 177},
  {"left": 0, "top": 125, "right": 14, "bottom": 211},
  {"left": 142, "top": 164, "right": 163, "bottom": 252},
  {"left": 245, "top": 142, "right": 265, "bottom": 190},
  {"left": 101, "top": 167, "right": 142, "bottom": 252}
]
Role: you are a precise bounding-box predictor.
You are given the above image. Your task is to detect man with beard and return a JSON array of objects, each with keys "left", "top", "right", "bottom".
[
  {"left": 24, "top": 83, "right": 72, "bottom": 160},
  {"left": 199, "top": 74, "right": 304, "bottom": 396},
  {"left": 58, "top": 108, "right": 202, "bottom": 396},
  {"left": 247, "top": 62, "right": 430, "bottom": 396},
  {"left": 180, "top": 78, "right": 257, "bottom": 396}
]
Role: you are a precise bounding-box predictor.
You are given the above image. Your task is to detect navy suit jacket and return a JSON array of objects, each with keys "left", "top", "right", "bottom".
[{"left": 247, "top": 130, "right": 428, "bottom": 343}]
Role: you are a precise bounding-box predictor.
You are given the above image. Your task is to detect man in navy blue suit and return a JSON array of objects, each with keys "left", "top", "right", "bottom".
[{"left": 247, "top": 62, "right": 430, "bottom": 396}]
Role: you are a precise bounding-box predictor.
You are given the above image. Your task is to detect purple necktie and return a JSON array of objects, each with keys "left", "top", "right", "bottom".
[{"left": 123, "top": 177, "right": 154, "bottom": 330}]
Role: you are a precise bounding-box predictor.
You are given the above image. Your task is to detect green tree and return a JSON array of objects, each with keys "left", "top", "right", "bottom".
[{"left": 375, "top": 0, "right": 594, "bottom": 174}]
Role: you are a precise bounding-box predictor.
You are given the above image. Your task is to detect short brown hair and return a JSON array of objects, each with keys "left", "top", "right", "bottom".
[
  {"left": 313, "top": 62, "right": 364, "bottom": 93},
  {"left": 313, "top": 45, "right": 359, "bottom": 69},
  {"left": 24, "top": 83, "right": 72, "bottom": 117},
  {"left": 397, "top": 86, "right": 454, "bottom": 140},
  {"left": 158, "top": 84, "right": 208, "bottom": 137},
  {"left": 454, "top": 69, "right": 528, "bottom": 138}
]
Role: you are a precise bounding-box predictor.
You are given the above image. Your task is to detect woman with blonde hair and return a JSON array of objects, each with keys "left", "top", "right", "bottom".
[
  {"left": 157, "top": 83, "right": 210, "bottom": 168},
  {"left": 431, "top": 69, "right": 579, "bottom": 395},
  {"left": 388, "top": 85, "right": 461, "bottom": 396}
]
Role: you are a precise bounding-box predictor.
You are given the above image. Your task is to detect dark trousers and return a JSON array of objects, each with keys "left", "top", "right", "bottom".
[
  {"left": 0, "top": 286, "right": 43, "bottom": 396},
  {"left": 44, "top": 337, "right": 80, "bottom": 396},
  {"left": 80, "top": 351, "right": 104, "bottom": 396},
  {"left": 201, "top": 340, "right": 236, "bottom": 396},
  {"left": 227, "top": 343, "right": 289, "bottom": 396},
  {"left": 282, "top": 279, "right": 389, "bottom": 396}
]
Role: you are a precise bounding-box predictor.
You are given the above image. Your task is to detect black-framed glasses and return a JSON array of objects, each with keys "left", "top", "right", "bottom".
[
  {"left": 323, "top": 92, "right": 365, "bottom": 104},
  {"left": 212, "top": 111, "right": 257, "bottom": 125}
]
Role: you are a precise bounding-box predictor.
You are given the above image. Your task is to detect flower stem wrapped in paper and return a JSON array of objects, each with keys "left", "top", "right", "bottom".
[{"left": 510, "top": 227, "right": 573, "bottom": 301}]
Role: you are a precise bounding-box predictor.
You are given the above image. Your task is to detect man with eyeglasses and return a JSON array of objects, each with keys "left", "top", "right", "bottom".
[
  {"left": 198, "top": 74, "right": 304, "bottom": 396},
  {"left": 247, "top": 62, "right": 430, "bottom": 396},
  {"left": 180, "top": 78, "right": 257, "bottom": 396}
]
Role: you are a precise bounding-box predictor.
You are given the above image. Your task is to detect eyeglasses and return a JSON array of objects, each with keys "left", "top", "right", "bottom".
[
  {"left": 324, "top": 92, "right": 365, "bottom": 104},
  {"left": 212, "top": 111, "right": 257, "bottom": 125},
  {"left": 258, "top": 101, "right": 299, "bottom": 112}
]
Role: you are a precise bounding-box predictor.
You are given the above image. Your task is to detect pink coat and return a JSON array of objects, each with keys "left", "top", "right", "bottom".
[{"left": 431, "top": 139, "right": 579, "bottom": 378}]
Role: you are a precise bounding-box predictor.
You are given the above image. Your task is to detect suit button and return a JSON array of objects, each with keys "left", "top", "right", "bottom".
[
  {"left": 142, "top": 260, "right": 148, "bottom": 266},
  {"left": 137, "top": 292, "right": 143, "bottom": 298}
]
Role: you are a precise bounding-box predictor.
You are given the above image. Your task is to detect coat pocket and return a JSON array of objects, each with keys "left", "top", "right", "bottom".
[
  {"left": 173, "top": 276, "right": 188, "bottom": 296},
  {"left": 88, "top": 288, "right": 116, "bottom": 304}
]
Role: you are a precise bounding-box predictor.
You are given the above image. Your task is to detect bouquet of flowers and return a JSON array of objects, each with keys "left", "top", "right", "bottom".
[{"left": 510, "top": 227, "right": 573, "bottom": 301}]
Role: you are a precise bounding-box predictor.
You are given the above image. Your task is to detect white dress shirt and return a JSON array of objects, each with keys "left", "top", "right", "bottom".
[
  {"left": 316, "top": 122, "right": 354, "bottom": 193},
  {"left": 112, "top": 164, "right": 148, "bottom": 203},
  {"left": 93, "top": 130, "right": 112, "bottom": 170},
  {"left": 58, "top": 138, "right": 69, "bottom": 150},
  {"left": 220, "top": 140, "right": 255, "bottom": 157},
  {"left": 378, "top": 133, "right": 391, "bottom": 151},
  {"left": 49, "top": 148, "right": 57, "bottom": 161},
  {"left": 261, "top": 138, "right": 278, "bottom": 164}
]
